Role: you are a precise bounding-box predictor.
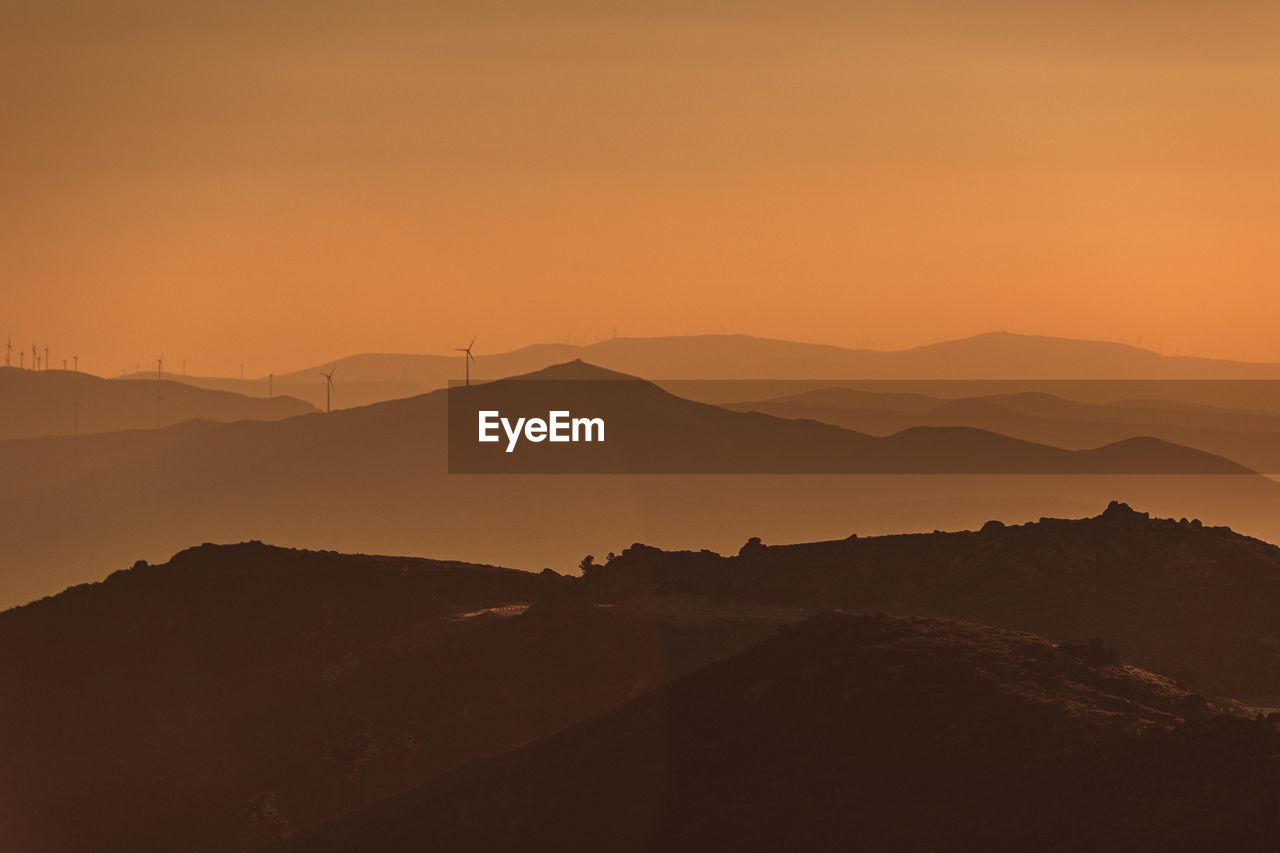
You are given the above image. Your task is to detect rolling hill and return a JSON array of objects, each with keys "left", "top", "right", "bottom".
[
  {"left": 0, "top": 367, "right": 315, "bottom": 440},
  {"left": 2, "top": 362, "right": 1276, "bottom": 608},
  {"left": 0, "top": 542, "right": 779, "bottom": 853},
  {"left": 447, "top": 362, "right": 1252, "bottom": 474},
  {"left": 9, "top": 506, "right": 1280, "bottom": 851},
  {"left": 575, "top": 501, "right": 1280, "bottom": 705},
  {"left": 276, "top": 612, "right": 1280, "bottom": 853},
  {"left": 160, "top": 332, "right": 1280, "bottom": 411},
  {"left": 727, "top": 387, "right": 1280, "bottom": 473}
]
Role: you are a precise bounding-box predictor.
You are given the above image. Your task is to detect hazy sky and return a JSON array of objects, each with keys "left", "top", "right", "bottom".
[{"left": 3, "top": 1, "right": 1279, "bottom": 375}]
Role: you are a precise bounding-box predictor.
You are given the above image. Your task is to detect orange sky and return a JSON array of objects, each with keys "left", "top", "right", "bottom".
[{"left": 3, "top": 1, "right": 1279, "bottom": 376}]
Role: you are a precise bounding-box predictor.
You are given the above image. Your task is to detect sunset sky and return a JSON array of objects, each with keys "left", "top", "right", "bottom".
[{"left": 3, "top": 1, "right": 1279, "bottom": 376}]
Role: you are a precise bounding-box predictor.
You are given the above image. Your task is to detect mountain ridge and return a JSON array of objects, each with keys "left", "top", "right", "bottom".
[
  {"left": 7, "top": 504, "right": 1280, "bottom": 851},
  {"left": 572, "top": 500, "right": 1280, "bottom": 704},
  {"left": 121, "top": 331, "right": 1280, "bottom": 412},
  {"left": 0, "top": 361, "right": 1275, "bottom": 608},
  {"left": 728, "top": 384, "right": 1280, "bottom": 472},
  {"left": 0, "top": 367, "right": 315, "bottom": 440},
  {"left": 273, "top": 610, "right": 1280, "bottom": 853},
  {"left": 451, "top": 361, "right": 1254, "bottom": 473}
]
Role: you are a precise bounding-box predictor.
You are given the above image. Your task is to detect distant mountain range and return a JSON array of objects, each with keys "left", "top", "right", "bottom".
[
  {"left": 142, "top": 331, "right": 1280, "bottom": 411},
  {"left": 0, "top": 367, "right": 314, "bottom": 440},
  {"left": 4, "top": 362, "right": 1278, "bottom": 608},
  {"left": 450, "top": 362, "right": 1252, "bottom": 474},
  {"left": 726, "top": 386, "right": 1280, "bottom": 473}
]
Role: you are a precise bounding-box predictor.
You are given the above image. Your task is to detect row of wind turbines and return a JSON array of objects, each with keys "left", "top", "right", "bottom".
[
  {"left": 14, "top": 336, "right": 479, "bottom": 431},
  {"left": 141, "top": 337, "right": 475, "bottom": 420},
  {"left": 314, "top": 336, "right": 478, "bottom": 414},
  {"left": 5, "top": 336, "right": 77, "bottom": 372}
]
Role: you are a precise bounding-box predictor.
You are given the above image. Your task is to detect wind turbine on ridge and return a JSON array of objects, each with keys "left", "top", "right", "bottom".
[
  {"left": 456, "top": 336, "right": 477, "bottom": 387},
  {"left": 157, "top": 355, "right": 164, "bottom": 382},
  {"left": 320, "top": 366, "right": 337, "bottom": 413}
]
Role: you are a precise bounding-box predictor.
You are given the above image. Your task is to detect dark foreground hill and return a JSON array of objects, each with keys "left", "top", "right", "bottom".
[
  {"left": 0, "top": 544, "right": 778, "bottom": 853},
  {"left": 0, "top": 367, "right": 315, "bottom": 439},
  {"left": 575, "top": 501, "right": 1280, "bottom": 705},
  {"left": 6, "top": 504, "right": 1280, "bottom": 852},
  {"left": 276, "top": 613, "right": 1280, "bottom": 853}
]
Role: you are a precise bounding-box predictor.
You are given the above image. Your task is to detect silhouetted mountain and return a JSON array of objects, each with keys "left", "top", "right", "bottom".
[
  {"left": 730, "top": 387, "right": 1280, "bottom": 473},
  {"left": 449, "top": 364, "right": 1253, "bottom": 473},
  {"left": 275, "top": 613, "right": 1280, "bottom": 853},
  {"left": 412, "top": 330, "right": 1280, "bottom": 382},
  {"left": 575, "top": 502, "right": 1280, "bottom": 704},
  {"left": 0, "top": 542, "right": 779, "bottom": 853},
  {"left": 880, "top": 331, "right": 1280, "bottom": 380},
  {"left": 3, "top": 362, "right": 1275, "bottom": 607},
  {"left": 164, "top": 344, "right": 579, "bottom": 409},
  {"left": 169, "top": 332, "right": 1280, "bottom": 411},
  {"left": 0, "top": 367, "right": 315, "bottom": 439}
]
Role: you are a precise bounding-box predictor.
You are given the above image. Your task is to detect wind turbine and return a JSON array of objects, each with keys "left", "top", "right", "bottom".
[
  {"left": 73, "top": 355, "right": 78, "bottom": 372},
  {"left": 319, "top": 366, "right": 337, "bottom": 413},
  {"left": 4, "top": 335, "right": 11, "bottom": 367},
  {"left": 157, "top": 355, "right": 163, "bottom": 381},
  {"left": 455, "top": 336, "right": 477, "bottom": 386},
  {"left": 44, "top": 346, "right": 48, "bottom": 371},
  {"left": 31, "top": 344, "right": 37, "bottom": 370}
]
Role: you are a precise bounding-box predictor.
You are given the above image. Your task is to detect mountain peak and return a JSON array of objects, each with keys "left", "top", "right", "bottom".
[
  {"left": 500, "top": 359, "right": 647, "bottom": 382},
  {"left": 1101, "top": 499, "right": 1148, "bottom": 520}
]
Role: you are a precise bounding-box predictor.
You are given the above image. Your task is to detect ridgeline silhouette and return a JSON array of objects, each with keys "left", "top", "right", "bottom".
[
  {"left": 166, "top": 332, "right": 1280, "bottom": 411},
  {"left": 4, "top": 505, "right": 1280, "bottom": 851},
  {"left": 447, "top": 363, "right": 1254, "bottom": 474},
  {"left": 572, "top": 501, "right": 1280, "bottom": 704},
  {"left": 0, "top": 543, "right": 773, "bottom": 852},
  {"left": 728, "top": 387, "right": 1280, "bottom": 473},
  {"left": 3, "top": 362, "right": 1280, "bottom": 608},
  {"left": 275, "top": 613, "right": 1280, "bottom": 853},
  {"left": 0, "top": 366, "right": 315, "bottom": 440}
]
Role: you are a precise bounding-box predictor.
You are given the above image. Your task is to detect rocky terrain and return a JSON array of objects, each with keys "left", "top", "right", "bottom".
[{"left": 275, "top": 613, "right": 1280, "bottom": 852}]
